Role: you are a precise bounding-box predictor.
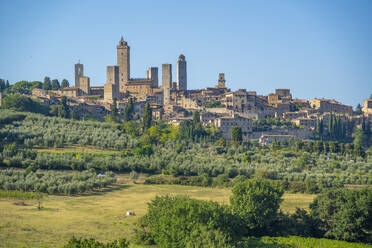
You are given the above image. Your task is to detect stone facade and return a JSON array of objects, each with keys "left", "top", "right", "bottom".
[
  {"left": 146, "top": 67, "right": 158, "bottom": 88},
  {"left": 214, "top": 114, "right": 252, "bottom": 140},
  {"left": 79, "top": 76, "right": 90, "bottom": 95},
  {"left": 216, "top": 73, "right": 226, "bottom": 88},
  {"left": 117, "top": 36, "right": 130, "bottom": 92},
  {"left": 177, "top": 54, "right": 187, "bottom": 90},
  {"left": 259, "top": 134, "right": 295, "bottom": 146},
  {"left": 162, "top": 64, "right": 172, "bottom": 106},
  {"left": 74, "top": 63, "right": 84, "bottom": 87},
  {"left": 275, "top": 88, "right": 292, "bottom": 100},
  {"left": 309, "top": 98, "right": 353, "bottom": 114},
  {"left": 362, "top": 99, "right": 372, "bottom": 116},
  {"left": 104, "top": 66, "right": 120, "bottom": 102},
  {"left": 292, "top": 117, "right": 316, "bottom": 129}
]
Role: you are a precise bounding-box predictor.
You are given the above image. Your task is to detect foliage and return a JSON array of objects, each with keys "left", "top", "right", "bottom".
[
  {"left": 238, "top": 236, "right": 371, "bottom": 248},
  {"left": 51, "top": 79, "right": 60, "bottom": 90},
  {"left": 0, "top": 190, "right": 39, "bottom": 199},
  {"left": 230, "top": 179, "right": 284, "bottom": 235},
  {"left": 231, "top": 126, "right": 242, "bottom": 146},
  {"left": 205, "top": 101, "right": 226, "bottom": 108},
  {"left": 1, "top": 80, "right": 41, "bottom": 94},
  {"left": 310, "top": 188, "right": 372, "bottom": 243},
  {"left": 142, "top": 102, "right": 152, "bottom": 130},
  {"left": 43, "top": 76, "right": 52, "bottom": 90},
  {"left": 63, "top": 236, "right": 129, "bottom": 248},
  {"left": 61, "top": 79, "right": 69, "bottom": 88},
  {"left": 0, "top": 169, "right": 116, "bottom": 195},
  {"left": 111, "top": 98, "right": 119, "bottom": 122},
  {"left": 1, "top": 94, "right": 50, "bottom": 115},
  {"left": 139, "top": 195, "right": 244, "bottom": 248}
]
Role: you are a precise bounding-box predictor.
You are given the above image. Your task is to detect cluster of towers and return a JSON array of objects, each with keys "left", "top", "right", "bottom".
[{"left": 102, "top": 36, "right": 187, "bottom": 103}]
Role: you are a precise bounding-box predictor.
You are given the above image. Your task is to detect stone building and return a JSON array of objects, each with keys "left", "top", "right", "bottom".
[
  {"left": 362, "top": 99, "right": 372, "bottom": 116},
  {"left": 216, "top": 73, "right": 226, "bottom": 89},
  {"left": 275, "top": 88, "right": 292, "bottom": 100},
  {"left": 214, "top": 114, "right": 252, "bottom": 140},
  {"left": 147, "top": 67, "right": 159, "bottom": 88},
  {"left": 59, "top": 87, "right": 84, "bottom": 98},
  {"left": 177, "top": 54, "right": 187, "bottom": 90},
  {"left": 79, "top": 76, "right": 90, "bottom": 95},
  {"left": 104, "top": 66, "right": 120, "bottom": 102},
  {"left": 309, "top": 98, "right": 353, "bottom": 114},
  {"left": 259, "top": 134, "right": 295, "bottom": 146},
  {"left": 162, "top": 64, "right": 172, "bottom": 106},
  {"left": 74, "top": 63, "right": 84, "bottom": 88},
  {"left": 292, "top": 117, "right": 316, "bottom": 129},
  {"left": 117, "top": 36, "right": 130, "bottom": 92}
]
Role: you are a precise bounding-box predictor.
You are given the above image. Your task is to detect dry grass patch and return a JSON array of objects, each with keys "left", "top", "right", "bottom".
[{"left": 0, "top": 183, "right": 315, "bottom": 248}]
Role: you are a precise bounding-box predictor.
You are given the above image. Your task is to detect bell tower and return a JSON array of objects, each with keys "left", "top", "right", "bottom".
[
  {"left": 117, "top": 36, "right": 130, "bottom": 93},
  {"left": 74, "top": 62, "right": 84, "bottom": 87}
]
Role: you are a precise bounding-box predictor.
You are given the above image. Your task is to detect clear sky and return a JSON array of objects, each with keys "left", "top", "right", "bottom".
[{"left": 0, "top": 0, "right": 371, "bottom": 107}]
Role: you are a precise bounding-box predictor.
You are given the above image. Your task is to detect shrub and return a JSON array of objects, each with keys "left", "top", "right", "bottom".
[{"left": 230, "top": 179, "right": 284, "bottom": 235}]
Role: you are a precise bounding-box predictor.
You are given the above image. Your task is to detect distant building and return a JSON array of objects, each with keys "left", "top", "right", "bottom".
[
  {"left": 74, "top": 63, "right": 84, "bottom": 88},
  {"left": 177, "top": 54, "right": 187, "bottom": 90},
  {"left": 259, "top": 134, "right": 295, "bottom": 146},
  {"left": 214, "top": 114, "right": 252, "bottom": 140},
  {"left": 362, "top": 99, "right": 372, "bottom": 116},
  {"left": 309, "top": 98, "right": 352, "bottom": 114}
]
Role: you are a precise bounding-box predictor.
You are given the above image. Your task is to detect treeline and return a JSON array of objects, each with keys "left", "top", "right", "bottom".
[
  {"left": 135, "top": 179, "right": 372, "bottom": 247},
  {"left": 1, "top": 110, "right": 371, "bottom": 185},
  {"left": 144, "top": 174, "right": 343, "bottom": 194},
  {"left": 0, "top": 78, "right": 70, "bottom": 95},
  {"left": 0, "top": 169, "right": 116, "bottom": 195},
  {"left": 0, "top": 110, "right": 137, "bottom": 150}
]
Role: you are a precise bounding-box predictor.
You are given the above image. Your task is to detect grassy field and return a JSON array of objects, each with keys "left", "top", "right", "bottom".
[{"left": 0, "top": 180, "right": 317, "bottom": 248}]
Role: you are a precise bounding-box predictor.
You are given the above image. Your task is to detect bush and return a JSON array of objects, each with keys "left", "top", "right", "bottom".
[
  {"left": 139, "top": 195, "right": 244, "bottom": 248},
  {"left": 230, "top": 179, "right": 284, "bottom": 235},
  {"left": 310, "top": 188, "right": 372, "bottom": 243},
  {"left": 63, "top": 236, "right": 129, "bottom": 248}
]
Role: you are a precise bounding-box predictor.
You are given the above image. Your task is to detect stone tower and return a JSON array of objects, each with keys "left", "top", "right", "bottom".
[
  {"left": 177, "top": 54, "right": 187, "bottom": 90},
  {"left": 79, "top": 76, "right": 90, "bottom": 95},
  {"left": 217, "top": 73, "right": 226, "bottom": 88},
  {"left": 117, "top": 36, "right": 130, "bottom": 93},
  {"left": 147, "top": 67, "right": 158, "bottom": 88},
  {"left": 74, "top": 63, "right": 84, "bottom": 87},
  {"left": 162, "top": 64, "right": 172, "bottom": 105},
  {"left": 104, "top": 66, "right": 120, "bottom": 102}
]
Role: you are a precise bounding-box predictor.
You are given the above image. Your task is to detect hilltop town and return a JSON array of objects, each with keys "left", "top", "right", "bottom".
[{"left": 8, "top": 36, "right": 372, "bottom": 143}]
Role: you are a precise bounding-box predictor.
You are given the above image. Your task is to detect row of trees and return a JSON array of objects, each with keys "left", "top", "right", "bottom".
[
  {"left": 136, "top": 179, "right": 372, "bottom": 246},
  {"left": 0, "top": 78, "right": 10, "bottom": 92},
  {"left": 0, "top": 169, "right": 116, "bottom": 195},
  {"left": 42, "top": 77, "right": 69, "bottom": 90}
]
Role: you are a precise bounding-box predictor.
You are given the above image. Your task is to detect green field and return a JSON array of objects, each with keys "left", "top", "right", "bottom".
[{"left": 0, "top": 179, "right": 318, "bottom": 248}]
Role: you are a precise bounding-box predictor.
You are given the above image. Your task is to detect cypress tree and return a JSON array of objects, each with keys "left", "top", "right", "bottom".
[
  {"left": 143, "top": 102, "right": 152, "bottom": 130},
  {"left": 43, "top": 77, "right": 52, "bottom": 90},
  {"left": 111, "top": 98, "right": 119, "bottom": 121},
  {"left": 51, "top": 79, "right": 60, "bottom": 90},
  {"left": 231, "top": 126, "right": 242, "bottom": 147},
  {"left": 61, "top": 79, "right": 69, "bottom": 88}
]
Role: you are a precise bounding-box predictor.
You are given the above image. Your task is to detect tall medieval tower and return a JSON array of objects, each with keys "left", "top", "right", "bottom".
[
  {"left": 74, "top": 63, "right": 84, "bottom": 87},
  {"left": 177, "top": 54, "right": 187, "bottom": 90},
  {"left": 162, "top": 64, "right": 172, "bottom": 105},
  {"left": 117, "top": 36, "right": 130, "bottom": 93}
]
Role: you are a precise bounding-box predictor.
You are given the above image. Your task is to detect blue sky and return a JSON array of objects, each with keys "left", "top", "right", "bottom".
[{"left": 0, "top": 0, "right": 371, "bottom": 107}]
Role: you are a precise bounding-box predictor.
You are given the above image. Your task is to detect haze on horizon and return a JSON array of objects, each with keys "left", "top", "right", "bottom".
[{"left": 0, "top": 0, "right": 371, "bottom": 107}]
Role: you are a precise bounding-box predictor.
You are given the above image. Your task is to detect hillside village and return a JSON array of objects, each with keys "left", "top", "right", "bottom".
[{"left": 3, "top": 36, "right": 372, "bottom": 143}]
